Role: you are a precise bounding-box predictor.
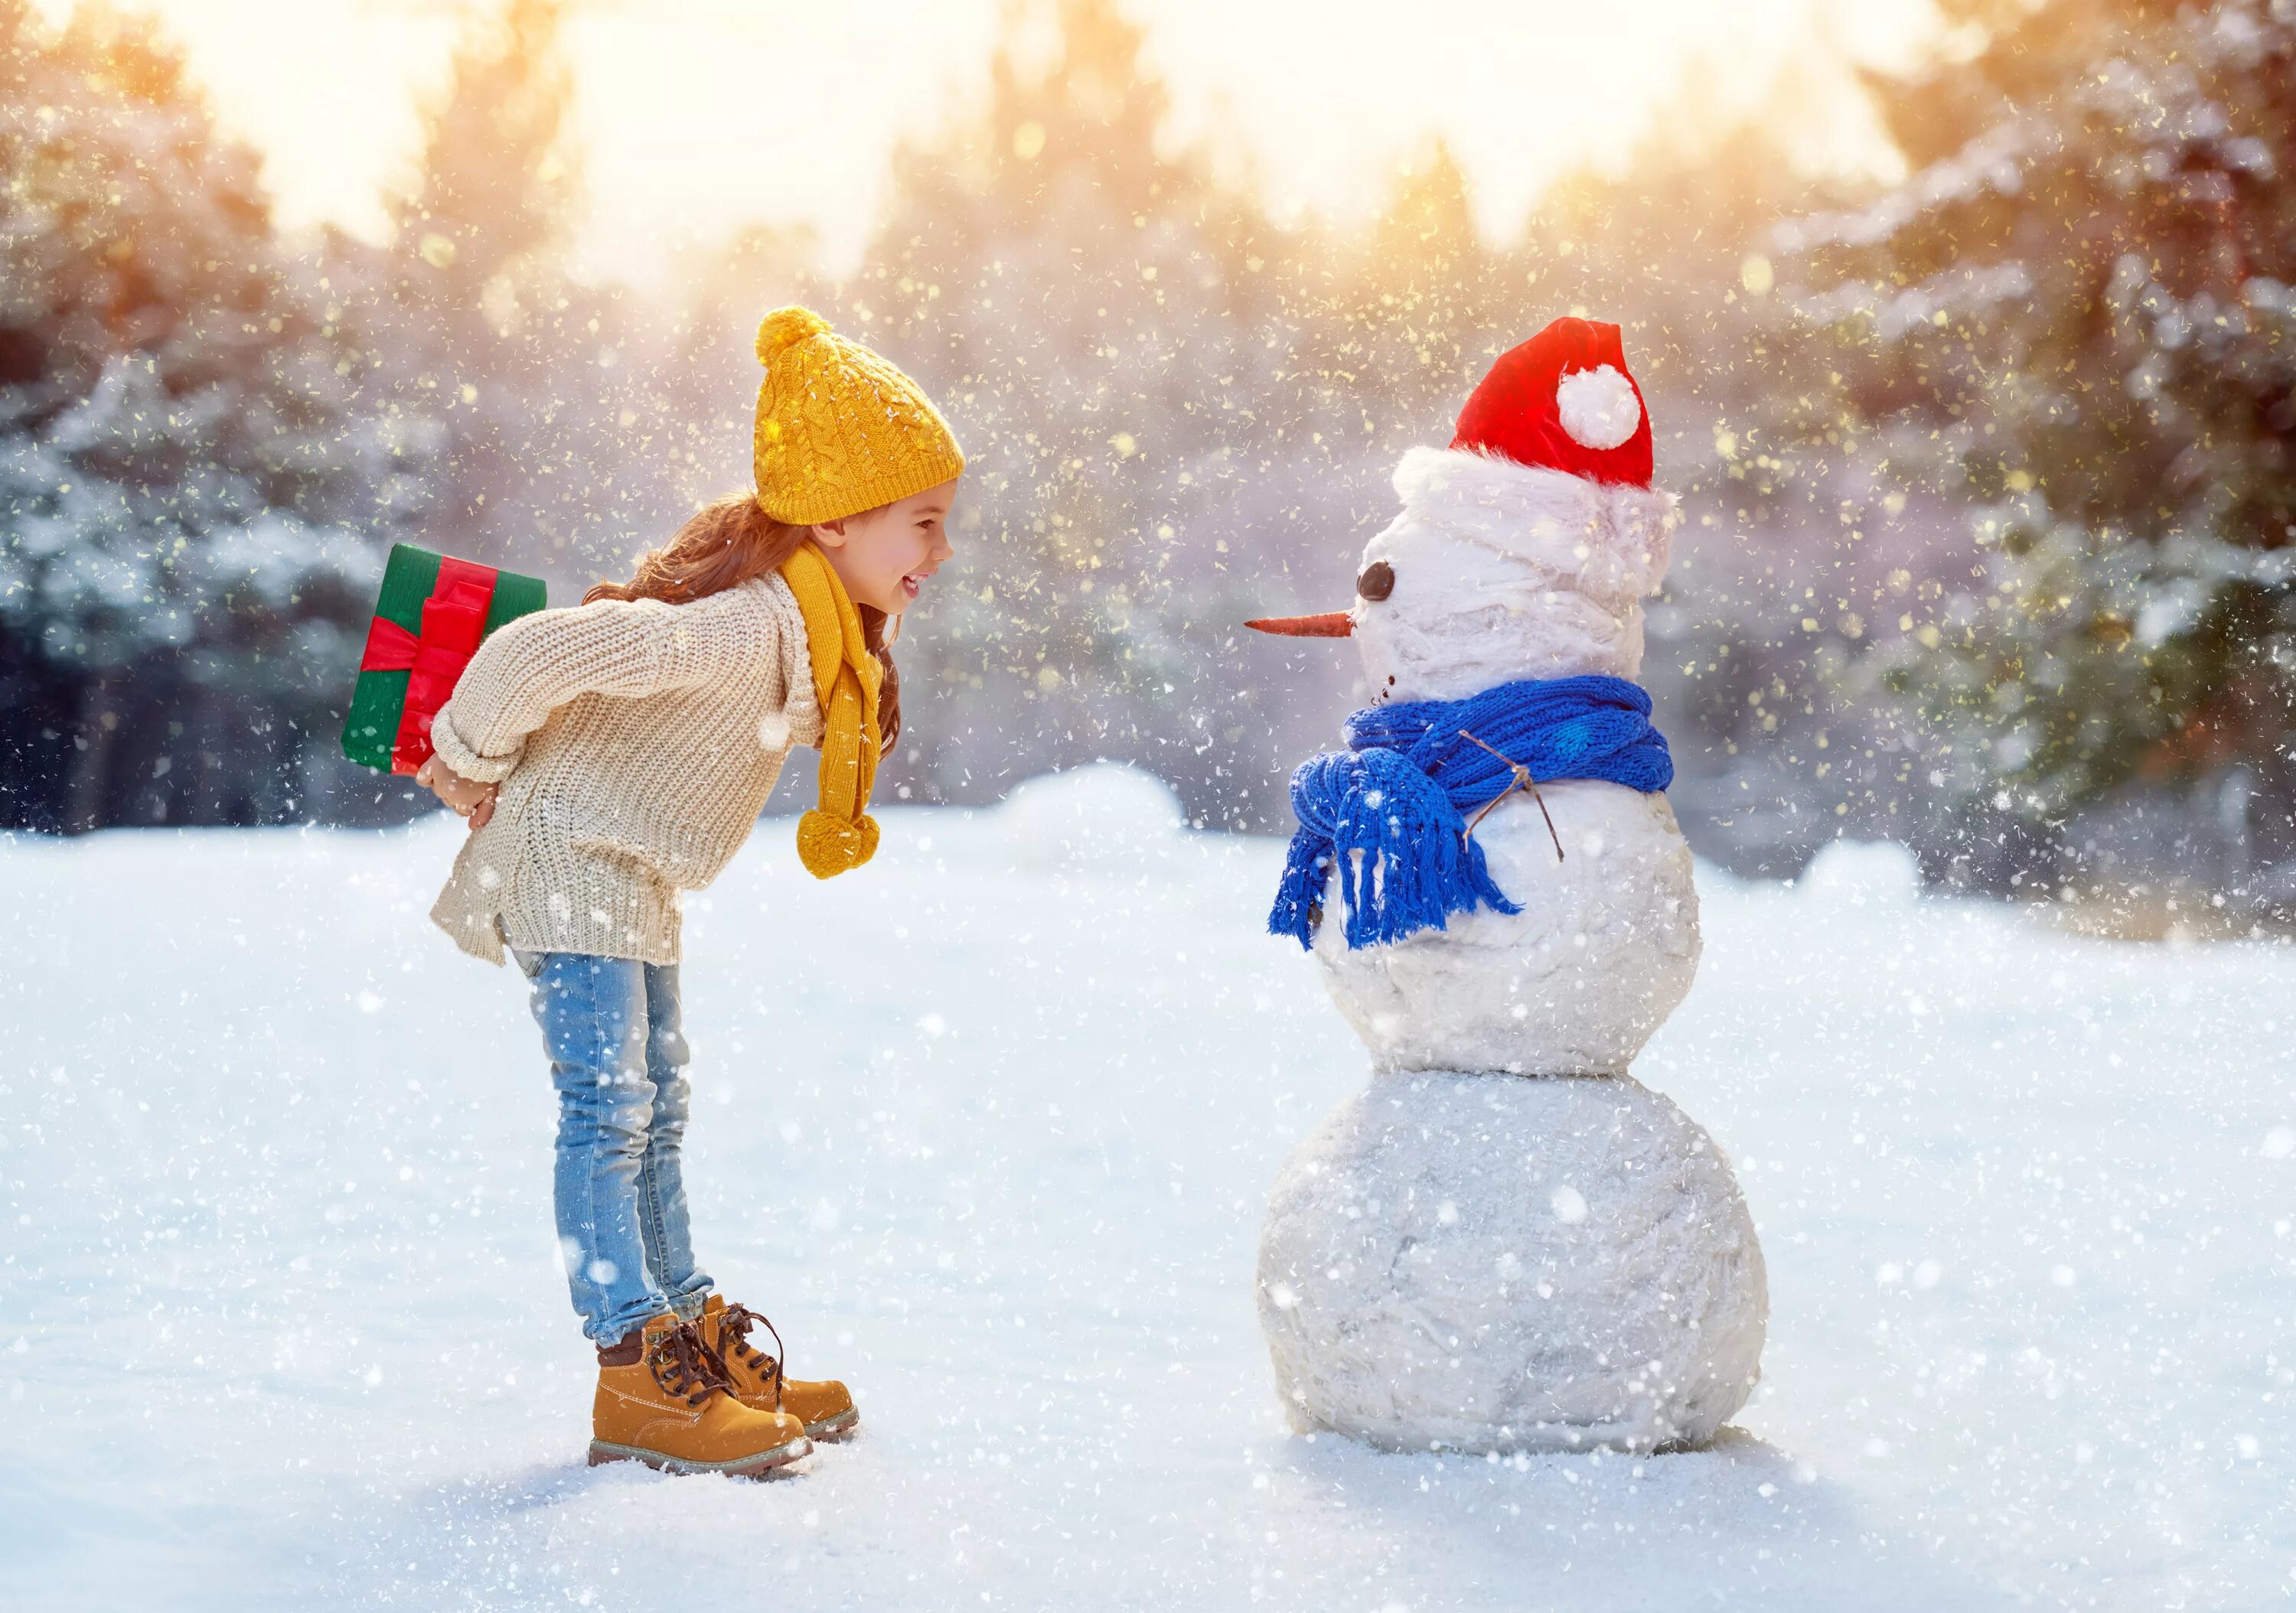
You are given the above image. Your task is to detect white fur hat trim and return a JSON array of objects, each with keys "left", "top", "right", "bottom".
[{"left": 1555, "top": 364, "right": 1642, "bottom": 451}]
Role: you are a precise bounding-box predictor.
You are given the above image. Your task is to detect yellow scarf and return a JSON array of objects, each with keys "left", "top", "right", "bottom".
[{"left": 779, "top": 541, "right": 883, "bottom": 878}]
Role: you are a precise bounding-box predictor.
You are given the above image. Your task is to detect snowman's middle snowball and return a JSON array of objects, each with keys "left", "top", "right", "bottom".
[{"left": 1312, "top": 780, "right": 1699, "bottom": 1076}]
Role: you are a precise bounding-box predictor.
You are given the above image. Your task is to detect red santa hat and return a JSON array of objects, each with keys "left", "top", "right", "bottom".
[
  {"left": 1450, "top": 316, "right": 1652, "bottom": 488},
  {"left": 1245, "top": 314, "right": 1673, "bottom": 642}
]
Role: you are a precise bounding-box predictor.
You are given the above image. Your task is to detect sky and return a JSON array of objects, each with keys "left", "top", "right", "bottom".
[{"left": 37, "top": 0, "right": 1943, "bottom": 288}]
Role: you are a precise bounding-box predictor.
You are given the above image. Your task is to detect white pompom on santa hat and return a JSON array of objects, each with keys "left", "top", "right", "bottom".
[{"left": 1554, "top": 364, "right": 1643, "bottom": 451}]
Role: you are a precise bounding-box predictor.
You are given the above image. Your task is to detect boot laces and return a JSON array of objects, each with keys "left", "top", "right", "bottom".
[
  {"left": 717, "top": 1302, "right": 786, "bottom": 1410},
  {"left": 647, "top": 1320, "right": 735, "bottom": 1409}
]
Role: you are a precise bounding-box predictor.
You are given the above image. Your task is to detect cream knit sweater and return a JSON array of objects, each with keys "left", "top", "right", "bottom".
[{"left": 426, "top": 573, "right": 821, "bottom": 966}]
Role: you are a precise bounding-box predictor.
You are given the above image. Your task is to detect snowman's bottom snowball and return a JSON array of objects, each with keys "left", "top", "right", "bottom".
[{"left": 1257, "top": 1070, "right": 1766, "bottom": 1455}]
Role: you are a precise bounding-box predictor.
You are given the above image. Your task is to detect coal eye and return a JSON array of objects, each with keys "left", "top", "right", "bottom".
[{"left": 1357, "top": 561, "right": 1394, "bottom": 601}]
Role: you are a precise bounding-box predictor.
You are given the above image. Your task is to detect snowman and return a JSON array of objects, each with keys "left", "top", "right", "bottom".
[{"left": 1246, "top": 318, "right": 1766, "bottom": 1454}]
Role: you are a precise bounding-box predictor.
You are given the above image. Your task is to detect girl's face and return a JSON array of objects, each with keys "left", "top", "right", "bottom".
[{"left": 811, "top": 480, "right": 958, "bottom": 615}]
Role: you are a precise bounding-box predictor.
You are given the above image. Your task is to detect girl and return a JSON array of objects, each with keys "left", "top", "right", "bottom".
[{"left": 413, "top": 306, "right": 962, "bottom": 1476}]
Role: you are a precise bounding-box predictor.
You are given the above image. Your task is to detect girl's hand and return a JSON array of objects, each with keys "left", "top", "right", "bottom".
[{"left": 415, "top": 755, "right": 497, "bottom": 831}]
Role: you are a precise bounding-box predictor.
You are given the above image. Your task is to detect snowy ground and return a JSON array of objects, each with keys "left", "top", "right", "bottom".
[{"left": 3, "top": 765, "right": 2292, "bottom": 1611}]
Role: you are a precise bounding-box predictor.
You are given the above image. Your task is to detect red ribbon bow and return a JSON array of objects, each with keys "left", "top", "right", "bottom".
[{"left": 356, "top": 556, "right": 497, "bottom": 775}]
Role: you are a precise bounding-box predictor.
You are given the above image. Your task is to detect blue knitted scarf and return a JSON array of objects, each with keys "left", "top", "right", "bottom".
[{"left": 1271, "top": 674, "right": 1673, "bottom": 950}]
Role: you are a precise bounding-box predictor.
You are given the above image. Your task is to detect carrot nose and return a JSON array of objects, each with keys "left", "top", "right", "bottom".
[{"left": 1245, "top": 611, "right": 1354, "bottom": 638}]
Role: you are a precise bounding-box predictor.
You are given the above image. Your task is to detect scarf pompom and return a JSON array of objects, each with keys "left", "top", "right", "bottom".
[{"left": 797, "top": 808, "right": 879, "bottom": 878}]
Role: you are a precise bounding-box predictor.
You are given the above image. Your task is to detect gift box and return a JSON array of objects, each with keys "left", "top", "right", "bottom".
[{"left": 341, "top": 545, "right": 547, "bottom": 775}]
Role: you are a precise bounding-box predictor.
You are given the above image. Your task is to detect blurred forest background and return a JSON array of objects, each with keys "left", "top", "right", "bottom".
[{"left": 3, "top": 0, "right": 2293, "bottom": 925}]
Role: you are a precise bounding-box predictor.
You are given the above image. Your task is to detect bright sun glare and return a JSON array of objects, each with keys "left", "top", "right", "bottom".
[{"left": 38, "top": 0, "right": 1937, "bottom": 285}]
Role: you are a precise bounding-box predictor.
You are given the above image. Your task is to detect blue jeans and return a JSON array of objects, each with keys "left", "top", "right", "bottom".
[{"left": 517, "top": 951, "right": 713, "bottom": 1344}]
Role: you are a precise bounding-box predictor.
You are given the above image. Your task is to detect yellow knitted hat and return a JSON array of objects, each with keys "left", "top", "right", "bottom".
[{"left": 752, "top": 307, "right": 966, "bottom": 526}]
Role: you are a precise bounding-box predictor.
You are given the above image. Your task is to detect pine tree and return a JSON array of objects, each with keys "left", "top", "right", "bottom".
[
  {"left": 393, "top": 0, "right": 576, "bottom": 308},
  {"left": 0, "top": 5, "right": 442, "bottom": 829},
  {"left": 385, "top": 0, "right": 600, "bottom": 569},
  {"left": 1773, "top": 0, "right": 2296, "bottom": 866},
  {"left": 851, "top": 0, "right": 1293, "bottom": 819}
]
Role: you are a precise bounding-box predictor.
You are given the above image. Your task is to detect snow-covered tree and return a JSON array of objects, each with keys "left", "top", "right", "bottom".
[
  {"left": 1773, "top": 0, "right": 2296, "bottom": 864},
  {"left": 0, "top": 4, "right": 442, "bottom": 829}
]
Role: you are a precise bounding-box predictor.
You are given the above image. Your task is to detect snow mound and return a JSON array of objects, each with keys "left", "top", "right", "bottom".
[
  {"left": 1799, "top": 839, "right": 1923, "bottom": 906},
  {"left": 998, "top": 762, "right": 1186, "bottom": 871},
  {"left": 1257, "top": 1070, "right": 1767, "bottom": 1455}
]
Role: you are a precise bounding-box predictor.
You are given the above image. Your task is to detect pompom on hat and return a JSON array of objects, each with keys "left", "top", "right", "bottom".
[
  {"left": 751, "top": 306, "right": 966, "bottom": 525},
  {"left": 1450, "top": 316, "right": 1652, "bottom": 488}
]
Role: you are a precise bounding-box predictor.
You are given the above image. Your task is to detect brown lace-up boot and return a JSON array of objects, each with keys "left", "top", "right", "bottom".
[
  {"left": 696, "top": 1295, "right": 859, "bottom": 1440},
  {"left": 588, "top": 1313, "right": 811, "bottom": 1475}
]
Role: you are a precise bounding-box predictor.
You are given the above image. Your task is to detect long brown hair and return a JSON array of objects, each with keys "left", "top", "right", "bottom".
[{"left": 585, "top": 494, "right": 901, "bottom": 753}]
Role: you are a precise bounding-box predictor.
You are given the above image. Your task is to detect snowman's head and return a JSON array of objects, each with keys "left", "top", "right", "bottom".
[
  {"left": 1248, "top": 317, "right": 1677, "bottom": 703},
  {"left": 1345, "top": 446, "right": 1675, "bottom": 701}
]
